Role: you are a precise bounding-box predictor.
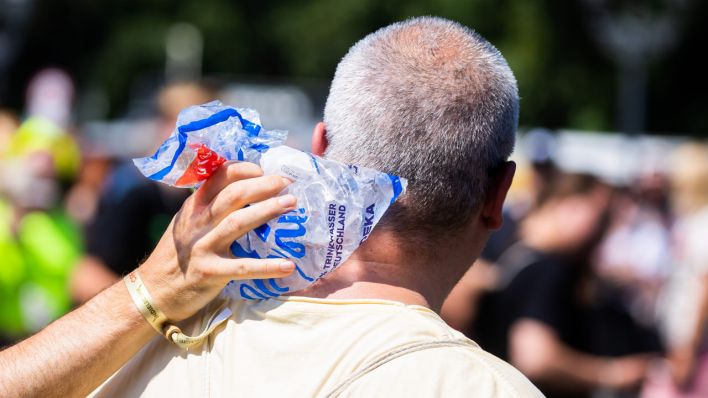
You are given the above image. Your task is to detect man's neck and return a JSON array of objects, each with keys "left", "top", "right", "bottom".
[
  {"left": 293, "top": 260, "right": 435, "bottom": 309},
  {"left": 290, "top": 230, "right": 480, "bottom": 313}
]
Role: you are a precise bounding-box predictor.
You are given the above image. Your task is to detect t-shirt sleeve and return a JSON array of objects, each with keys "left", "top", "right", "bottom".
[
  {"left": 511, "top": 261, "right": 575, "bottom": 332},
  {"left": 339, "top": 346, "right": 543, "bottom": 398}
]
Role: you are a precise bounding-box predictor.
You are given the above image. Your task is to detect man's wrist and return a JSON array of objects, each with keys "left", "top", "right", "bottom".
[
  {"left": 124, "top": 267, "right": 234, "bottom": 350},
  {"left": 124, "top": 271, "right": 169, "bottom": 335},
  {"left": 133, "top": 255, "right": 176, "bottom": 318}
]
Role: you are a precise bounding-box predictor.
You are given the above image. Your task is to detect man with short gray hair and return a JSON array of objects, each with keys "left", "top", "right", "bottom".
[
  {"left": 324, "top": 16, "right": 518, "bottom": 238},
  {"left": 89, "top": 16, "right": 542, "bottom": 397}
]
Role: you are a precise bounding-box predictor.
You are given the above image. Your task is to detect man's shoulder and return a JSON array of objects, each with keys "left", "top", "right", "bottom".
[
  {"left": 90, "top": 298, "right": 544, "bottom": 397},
  {"left": 339, "top": 339, "right": 543, "bottom": 397}
]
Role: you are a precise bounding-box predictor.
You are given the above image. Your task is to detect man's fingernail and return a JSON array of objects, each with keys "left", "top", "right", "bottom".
[
  {"left": 281, "top": 177, "right": 293, "bottom": 185},
  {"left": 278, "top": 194, "right": 296, "bottom": 208},
  {"left": 279, "top": 261, "right": 295, "bottom": 272}
]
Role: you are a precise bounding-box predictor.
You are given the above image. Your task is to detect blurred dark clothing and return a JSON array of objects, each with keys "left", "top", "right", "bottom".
[
  {"left": 85, "top": 161, "right": 188, "bottom": 275},
  {"left": 470, "top": 243, "right": 661, "bottom": 398},
  {"left": 473, "top": 244, "right": 588, "bottom": 359},
  {"left": 472, "top": 244, "right": 592, "bottom": 398},
  {"left": 585, "top": 281, "right": 663, "bottom": 358}
]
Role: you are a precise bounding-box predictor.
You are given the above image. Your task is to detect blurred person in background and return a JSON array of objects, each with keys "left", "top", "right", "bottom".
[
  {"left": 597, "top": 174, "right": 673, "bottom": 329},
  {"left": 63, "top": 154, "right": 114, "bottom": 227},
  {"left": 444, "top": 172, "right": 657, "bottom": 398},
  {"left": 0, "top": 116, "right": 82, "bottom": 346},
  {"left": 70, "top": 80, "right": 216, "bottom": 303},
  {"left": 0, "top": 109, "right": 19, "bottom": 155},
  {"left": 644, "top": 143, "right": 708, "bottom": 397}
]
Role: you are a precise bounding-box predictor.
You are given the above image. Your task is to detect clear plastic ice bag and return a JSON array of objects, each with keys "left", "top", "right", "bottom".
[
  {"left": 133, "top": 101, "right": 287, "bottom": 187},
  {"left": 133, "top": 101, "right": 406, "bottom": 299},
  {"left": 227, "top": 146, "right": 405, "bottom": 299}
]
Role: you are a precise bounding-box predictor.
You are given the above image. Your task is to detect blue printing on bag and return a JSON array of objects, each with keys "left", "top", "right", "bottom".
[
  {"left": 268, "top": 278, "right": 289, "bottom": 292},
  {"left": 238, "top": 278, "right": 292, "bottom": 300},
  {"left": 239, "top": 279, "right": 289, "bottom": 300},
  {"left": 230, "top": 240, "right": 260, "bottom": 259},
  {"left": 249, "top": 143, "right": 270, "bottom": 152},
  {"left": 148, "top": 107, "right": 261, "bottom": 180},
  {"left": 388, "top": 174, "right": 403, "bottom": 204},
  {"left": 294, "top": 264, "right": 315, "bottom": 282},
  {"left": 309, "top": 154, "right": 321, "bottom": 175},
  {"left": 231, "top": 238, "right": 314, "bottom": 298},
  {"left": 253, "top": 223, "right": 270, "bottom": 241},
  {"left": 240, "top": 284, "right": 267, "bottom": 300},
  {"left": 269, "top": 247, "right": 315, "bottom": 282},
  {"left": 254, "top": 279, "right": 280, "bottom": 297}
]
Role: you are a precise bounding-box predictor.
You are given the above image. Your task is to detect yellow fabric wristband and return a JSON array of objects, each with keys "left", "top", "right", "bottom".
[
  {"left": 123, "top": 271, "right": 232, "bottom": 350},
  {"left": 124, "top": 271, "right": 168, "bottom": 335}
]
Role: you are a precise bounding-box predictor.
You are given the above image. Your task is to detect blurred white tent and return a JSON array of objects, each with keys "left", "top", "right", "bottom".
[{"left": 517, "top": 129, "right": 688, "bottom": 184}]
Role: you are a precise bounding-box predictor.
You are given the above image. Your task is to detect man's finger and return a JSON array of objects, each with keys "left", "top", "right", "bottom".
[
  {"left": 209, "top": 258, "right": 296, "bottom": 281},
  {"left": 196, "top": 162, "right": 263, "bottom": 204},
  {"left": 205, "top": 194, "right": 297, "bottom": 249},
  {"left": 208, "top": 175, "right": 291, "bottom": 221}
]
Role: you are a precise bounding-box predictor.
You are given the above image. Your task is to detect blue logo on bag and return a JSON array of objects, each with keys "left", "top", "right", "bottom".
[
  {"left": 230, "top": 208, "right": 313, "bottom": 299},
  {"left": 360, "top": 203, "right": 376, "bottom": 244},
  {"left": 231, "top": 208, "right": 308, "bottom": 256},
  {"left": 273, "top": 209, "right": 308, "bottom": 259}
]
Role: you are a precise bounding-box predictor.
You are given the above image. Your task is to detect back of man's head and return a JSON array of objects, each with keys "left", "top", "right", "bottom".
[{"left": 324, "top": 17, "right": 519, "bottom": 241}]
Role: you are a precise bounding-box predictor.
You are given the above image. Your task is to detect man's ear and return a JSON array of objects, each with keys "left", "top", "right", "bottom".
[
  {"left": 311, "top": 122, "right": 328, "bottom": 156},
  {"left": 481, "top": 161, "right": 516, "bottom": 230}
]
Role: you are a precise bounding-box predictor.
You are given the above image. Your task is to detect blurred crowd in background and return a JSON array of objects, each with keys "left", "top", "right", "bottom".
[
  {"left": 2, "top": 73, "right": 707, "bottom": 398},
  {"left": 2, "top": 1, "right": 708, "bottom": 398},
  {"left": 442, "top": 132, "right": 708, "bottom": 398}
]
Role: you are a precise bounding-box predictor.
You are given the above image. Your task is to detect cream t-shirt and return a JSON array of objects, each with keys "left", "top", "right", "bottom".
[{"left": 90, "top": 295, "right": 543, "bottom": 397}]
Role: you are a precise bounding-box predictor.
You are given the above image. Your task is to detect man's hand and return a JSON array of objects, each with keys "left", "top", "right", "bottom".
[{"left": 140, "top": 161, "right": 297, "bottom": 321}]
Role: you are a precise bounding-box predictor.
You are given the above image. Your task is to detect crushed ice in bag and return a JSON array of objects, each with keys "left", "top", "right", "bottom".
[
  {"left": 133, "top": 101, "right": 287, "bottom": 187},
  {"left": 133, "top": 101, "right": 407, "bottom": 299}
]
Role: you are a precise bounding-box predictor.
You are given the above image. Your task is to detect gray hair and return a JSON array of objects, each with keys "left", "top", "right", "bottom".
[{"left": 324, "top": 16, "right": 519, "bottom": 235}]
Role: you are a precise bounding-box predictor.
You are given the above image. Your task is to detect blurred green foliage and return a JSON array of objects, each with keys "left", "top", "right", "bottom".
[{"left": 3, "top": 0, "right": 707, "bottom": 134}]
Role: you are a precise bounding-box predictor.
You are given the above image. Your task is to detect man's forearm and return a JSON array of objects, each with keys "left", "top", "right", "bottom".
[
  {"left": 0, "top": 162, "right": 298, "bottom": 397},
  {"left": 0, "top": 280, "right": 155, "bottom": 398}
]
